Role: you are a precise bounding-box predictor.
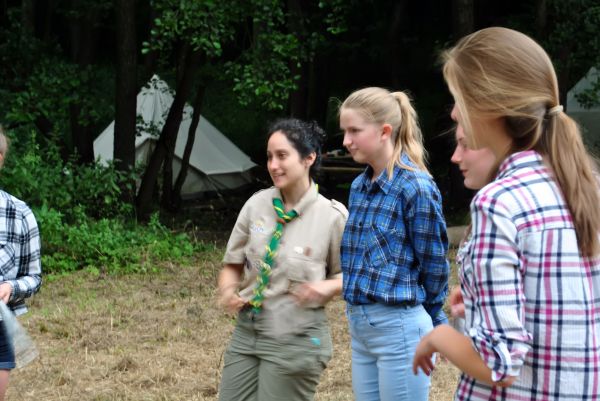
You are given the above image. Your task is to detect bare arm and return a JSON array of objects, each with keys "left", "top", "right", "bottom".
[
  {"left": 217, "top": 263, "right": 246, "bottom": 314},
  {"left": 413, "top": 324, "right": 516, "bottom": 387}
]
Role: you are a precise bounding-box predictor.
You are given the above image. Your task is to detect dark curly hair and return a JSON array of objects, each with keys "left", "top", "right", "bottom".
[{"left": 267, "top": 118, "right": 326, "bottom": 179}]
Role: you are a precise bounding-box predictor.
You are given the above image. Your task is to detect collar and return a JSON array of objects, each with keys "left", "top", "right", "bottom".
[
  {"left": 272, "top": 181, "right": 319, "bottom": 216},
  {"left": 357, "top": 153, "right": 415, "bottom": 195},
  {"left": 496, "top": 150, "right": 544, "bottom": 180}
]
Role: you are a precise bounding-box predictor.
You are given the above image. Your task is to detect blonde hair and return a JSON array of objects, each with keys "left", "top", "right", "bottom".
[
  {"left": 340, "top": 87, "right": 428, "bottom": 177},
  {"left": 443, "top": 27, "right": 600, "bottom": 257},
  {"left": 0, "top": 126, "right": 8, "bottom": 169}
]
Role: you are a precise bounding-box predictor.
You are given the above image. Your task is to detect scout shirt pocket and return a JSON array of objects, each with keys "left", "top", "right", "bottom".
[
  {"left": 244, "top": 217, "right": 273, "bottom": 256},
  {"left": 0, "top": 241, "right": 15, "bottom": 277},
  {"left": 285, "top": 253, "right": 326, "bottom": 284}
]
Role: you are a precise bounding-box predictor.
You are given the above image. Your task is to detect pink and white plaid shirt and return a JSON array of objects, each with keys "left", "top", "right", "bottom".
[{"left": 456, "top": 150, "right": 600, "bottom": 401}]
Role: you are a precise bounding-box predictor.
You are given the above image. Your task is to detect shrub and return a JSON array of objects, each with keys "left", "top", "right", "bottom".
[
  {"left": 0, "top": 130, "right": 213, "bottom": 276},
  {"left": 1, "top": 131, "right": 135, "bottom": 221},
  {"left": 36, "top": 206, "right": 210, "bottom": 274}
]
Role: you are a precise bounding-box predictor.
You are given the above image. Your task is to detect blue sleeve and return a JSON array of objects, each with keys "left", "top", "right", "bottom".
[{"left": 404, "top": 182, "right": 449, "bottom": 326}]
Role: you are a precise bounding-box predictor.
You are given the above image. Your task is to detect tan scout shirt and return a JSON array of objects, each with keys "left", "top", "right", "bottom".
[{"left": 223, "top": 183, "right": 348, "bottom": 310}]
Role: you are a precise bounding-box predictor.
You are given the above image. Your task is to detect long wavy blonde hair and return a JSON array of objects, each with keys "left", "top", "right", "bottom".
[
  {"left": 0, "top": 126, "right": 8, "bottom": 169},
  {"left": 443, "top": 27, "right": 600, "bottom": 257},
  {"left": 340, "top": 87, "right": 428, "bottom": 177}
]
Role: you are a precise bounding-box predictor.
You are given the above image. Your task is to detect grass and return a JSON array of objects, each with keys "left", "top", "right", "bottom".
[{"left": 9, "top": 247, "right": 461, "bottom": 401}]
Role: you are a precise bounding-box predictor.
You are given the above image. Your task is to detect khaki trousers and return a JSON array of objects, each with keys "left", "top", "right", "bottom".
[{"left": 218, "top": 306, "right": 332, "bottom": 401}]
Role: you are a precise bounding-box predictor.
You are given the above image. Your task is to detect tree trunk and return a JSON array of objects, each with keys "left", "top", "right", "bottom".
[
  {"left": 142, "top": 6, "right": 158, "bottom": 83},
  {"left": 171, "top": 84, "right": 206, "bottom": 210},
  {"left": 287, "top": 0, "right": 308, "bottom": 118},
  {"left": 535, "top": 0, "right": 547, "bottom": 38},
  {"left": 289, "top": 61, "right": 309, "bottom": 118},
  {"left": 114, "top": 0, "right": 137, "bottom": 171},
  {"left": 42, "top": 0, "right": 54, "bottom": 43},
  {"left": 452, "top": 0, "right": 474, "bottom": 39},
  {"left": 160, "top": 43, "right": 192, "bottom": 209},
  {"left": 136, "top": 48, "right": 202, "bottom": 221},
  {"left": 307, "top": 53, "right": 329, "bottom": 124},
  {"left": 70, "top": 103, "right": 95, "bottom": 163},
  {"left": 161, "top": 134, "right": 175, "bottom": 208},
  {"left": 21, "top": 0, "right": 34, "bottom": 34},
  {"left": 114, "top": 0, "right": 137, "bottom": 204},
  {"left": 68, "top": 1, "right": 97, "bottom": 164},
  {"left": 0, "top": 0, "right": 7, "bottom": 24},
  {"left": 388, "top": 0, "right": 408, "bottom": 88}
]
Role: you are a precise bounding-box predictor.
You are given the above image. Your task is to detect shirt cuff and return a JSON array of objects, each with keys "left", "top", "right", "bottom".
[{"left": 468, "top": 327, "right": 529, "bottom": 382}]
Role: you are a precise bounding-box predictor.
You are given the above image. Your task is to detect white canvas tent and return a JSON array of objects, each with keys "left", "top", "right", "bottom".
[
  {"left": 567, "top": 67, "right": 600, "bottom": 152},
  {"left": 94, "top": 75, "right": 256, "bottom": 199}
]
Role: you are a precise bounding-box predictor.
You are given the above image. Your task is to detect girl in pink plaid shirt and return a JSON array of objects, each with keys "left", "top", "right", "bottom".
[{"left": 413, "top": 27, "right": 600, "bottom": 401}]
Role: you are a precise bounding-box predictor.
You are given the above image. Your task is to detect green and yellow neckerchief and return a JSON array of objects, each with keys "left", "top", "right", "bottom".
[{"left": 248, "top": 197, "right": 298, "bottom": 313}]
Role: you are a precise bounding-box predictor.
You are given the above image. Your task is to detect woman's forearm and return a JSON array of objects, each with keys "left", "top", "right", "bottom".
[
  {"left": 218, "top": 264, "right": 243, "bottom": 292},
  {"left": 428, "top": 325, "right": 516, "bottom": 387}
]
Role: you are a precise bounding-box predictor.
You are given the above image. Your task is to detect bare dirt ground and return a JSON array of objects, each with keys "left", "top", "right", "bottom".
[{"left": 9, "top": 247, "right": 460, "bottom": 401}]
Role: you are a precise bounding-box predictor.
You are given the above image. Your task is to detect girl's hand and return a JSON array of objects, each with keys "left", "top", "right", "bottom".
[
  {"left": 217, "top": 285, "right": 246, "bottom": 315},
  {"left": 449, "top": 286, "right": 465, "bottom": 318},
  {"left": 0, "top": 283, "right": 11, "bottom": 304},
  {"left": 412, "top": 333, "right": 437, "bottom": 376}
]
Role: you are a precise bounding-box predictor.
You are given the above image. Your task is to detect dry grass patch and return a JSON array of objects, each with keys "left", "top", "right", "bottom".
[{"left": 9, "top": 248, "right": 459, "bottom": 400}]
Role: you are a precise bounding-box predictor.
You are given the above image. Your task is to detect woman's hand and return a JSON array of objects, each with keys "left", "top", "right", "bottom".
[
  {"left": 413, "top": 333, "right": 437, "bottom": 376},
  {"left": 292, "top": 278, "right": 342, "bottom": 307},
  {"left": 0, "top": 282, "right": 12, "bottom": 304},
  {"left": 218, "top": 284, "right": 246, "bottom": 314},
  {"left": 449, "top": 286, "right": 465, "bottom": 318}
]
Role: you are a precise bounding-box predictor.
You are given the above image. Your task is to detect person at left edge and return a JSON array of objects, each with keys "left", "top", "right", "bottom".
[
  {"left": 0, "top": 127, "right": 42, "bottom": 401},
  {"left": 217, "top": 118, "right": 348, "bottom": 401}
]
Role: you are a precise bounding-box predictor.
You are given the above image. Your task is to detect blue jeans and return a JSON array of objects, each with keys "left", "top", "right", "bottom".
[
  {"left": 0, "top": 321, "right": 15, "bottom": 370},
  {"left": 346, "top": 303, "right": 433, "bottom": 401}
]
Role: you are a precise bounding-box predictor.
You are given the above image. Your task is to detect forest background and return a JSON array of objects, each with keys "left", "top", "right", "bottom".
[
  {"left": 1, "top": 0, "right": 599, "bottom": 274},
  {"left": 1, "top": 1, "right": 600, "bottom": 400}
]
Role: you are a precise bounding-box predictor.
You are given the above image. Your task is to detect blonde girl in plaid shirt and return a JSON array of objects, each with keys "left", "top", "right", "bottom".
[
  {"left": 0, "top": 128, "right": 42, "bottom": 400},
  {"left": 340, "top": 87, "right": 449, "bottom": 401},
  {"left": 413, "top": 27, "right": 600, "bottom": 400}
]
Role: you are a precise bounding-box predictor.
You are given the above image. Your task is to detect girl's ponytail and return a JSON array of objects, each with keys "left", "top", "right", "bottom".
[
  {"left": 540, "top": 111, "right": 600, "bottom": 256},
  {"left": 390, "top": 92, "right": 428, "bottom": 176}
]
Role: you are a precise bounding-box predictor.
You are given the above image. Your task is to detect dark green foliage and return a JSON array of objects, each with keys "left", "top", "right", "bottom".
[
  {"left": 0, "top": 0, "right": 599, "bottom": 241},
  {"left": 0, "top": 130, "right": 208, "bottom": 274},
  {"left": 1, "top": 131, "right": 132, "bottom": 220},
  {"left": 35, "top": 207, "right": 208, "bottom": 274},
  {"left": 0, "top": 11, "right": 114, "bottom": 149}
]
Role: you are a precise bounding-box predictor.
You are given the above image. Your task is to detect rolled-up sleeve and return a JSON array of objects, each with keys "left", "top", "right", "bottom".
[
  {"left": 8, "top": 208, "right": 42, "bottom": 303},
  {"left": 222, "top": 201, "right": 251, "bottom": 265},
  {"left": 467, "top": 194, "right": 532, "bottom": 381},
  {"left": 326, "top": 202, "right": 348, "bottom": 279}
]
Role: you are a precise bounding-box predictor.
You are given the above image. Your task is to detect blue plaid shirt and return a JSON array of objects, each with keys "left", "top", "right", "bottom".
[{"left": 341, "top": 156, "right": 449, "bottom": 326}]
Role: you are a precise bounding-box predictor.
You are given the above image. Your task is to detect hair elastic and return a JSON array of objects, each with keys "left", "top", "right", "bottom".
[{"left": 547, "top": 105, "right": 563, "bottom": 116}]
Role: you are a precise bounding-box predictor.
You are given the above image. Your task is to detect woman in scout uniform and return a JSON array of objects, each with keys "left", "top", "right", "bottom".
[{"left": 217, "top": 118, "right": 348, "bottom": 401}]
